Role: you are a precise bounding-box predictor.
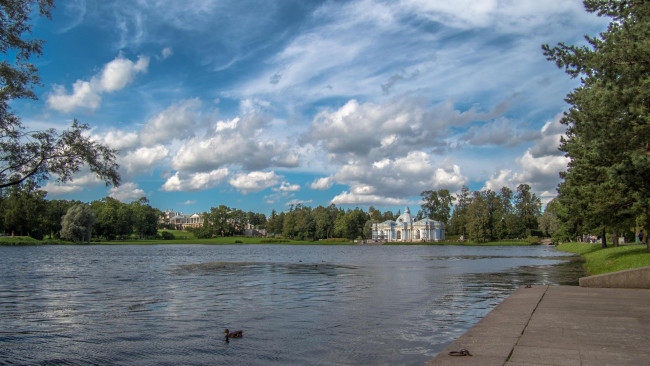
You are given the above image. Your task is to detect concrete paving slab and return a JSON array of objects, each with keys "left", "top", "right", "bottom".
[
  {"left": 427, "top": 285, "right": 650, "bottom": 366},
  {"left": 506, "top": 345, "right": 581, "bottom": 366}
]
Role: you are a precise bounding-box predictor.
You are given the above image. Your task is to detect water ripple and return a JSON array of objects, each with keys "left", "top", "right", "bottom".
[{"left": 0, "top": 244, "right": 583, "bottom": 365}]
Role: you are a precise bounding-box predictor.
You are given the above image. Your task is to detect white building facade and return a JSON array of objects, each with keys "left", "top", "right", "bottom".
[
  {"left": 371, "top": 207, "right": 445, "bottom": 242},
  {"left": 162, "top": 210, "right": 204, "bottom": 230}
]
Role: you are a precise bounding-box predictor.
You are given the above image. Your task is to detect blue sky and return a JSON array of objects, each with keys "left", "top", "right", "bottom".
[{"left": 20, "top": 0, "right": 608, "bottom": 215}]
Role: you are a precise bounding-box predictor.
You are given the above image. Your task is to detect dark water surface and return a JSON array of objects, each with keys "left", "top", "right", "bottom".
[{"left": 0, "top": 244, "right": 582, "bottom": 365}]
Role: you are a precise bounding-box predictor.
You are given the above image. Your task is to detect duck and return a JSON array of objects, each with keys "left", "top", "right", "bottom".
[{"left": 224, "top": 329, "right": 243, "bottom": 339}]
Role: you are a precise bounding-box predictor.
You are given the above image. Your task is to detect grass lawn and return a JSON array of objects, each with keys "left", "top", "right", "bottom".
[
  {"left": 557, "top": 242, "right": 650, "bottom": 275},
  {"left": 0, "top": 236, "right": 43, "bottom": 245},
  {"left": 157, "top": 229, "right": 196, "bottom": 239}
]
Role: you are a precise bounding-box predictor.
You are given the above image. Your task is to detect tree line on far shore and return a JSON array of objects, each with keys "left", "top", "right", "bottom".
[
  {"left": 0, "top": 183, "right": 162, "bottom": 242},
  {"left": 0, "top": 179, "right": 547, "bottom": 243}
]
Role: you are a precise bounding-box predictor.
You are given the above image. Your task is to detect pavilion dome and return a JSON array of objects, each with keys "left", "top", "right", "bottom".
[{"left": 396, "top": 206, "right": 415, "bottom": 224}]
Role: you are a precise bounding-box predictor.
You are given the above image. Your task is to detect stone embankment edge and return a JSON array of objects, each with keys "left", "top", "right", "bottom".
[
  {"left": 426, "top": 285, "right": 548, "bottom": 366},
  {"left": 579, "top": 265, "right": 650, "bottom": 288}
]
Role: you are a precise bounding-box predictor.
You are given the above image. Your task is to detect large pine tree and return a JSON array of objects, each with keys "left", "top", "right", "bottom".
[{"left": 543, "top": 0, "right": 650, "bottom": 251}]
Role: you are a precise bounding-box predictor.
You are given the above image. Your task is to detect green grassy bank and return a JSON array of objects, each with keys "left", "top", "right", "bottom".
[
  {"left": 0, "top": 236, "right": 44, "bottom": 245},
  {"left": 557, "top": 242, "right": 650, "bottom": 275}
]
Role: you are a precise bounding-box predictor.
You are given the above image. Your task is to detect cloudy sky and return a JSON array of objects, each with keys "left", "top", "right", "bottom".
[{"left": 20, "top": 0, "right": 608, "bottom": 214}]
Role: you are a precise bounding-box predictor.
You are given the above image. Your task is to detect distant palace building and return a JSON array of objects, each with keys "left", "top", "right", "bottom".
[
  {"left": 161, "top": 210, "right": 204, "bottom": 230},
  {"left": 371, "top": 207, "right": 445, "bottom": 242}
]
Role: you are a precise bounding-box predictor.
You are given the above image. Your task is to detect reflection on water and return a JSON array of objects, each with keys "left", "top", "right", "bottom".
[{"left": 0, "top": 244, "right": 583, "bottom": 365}]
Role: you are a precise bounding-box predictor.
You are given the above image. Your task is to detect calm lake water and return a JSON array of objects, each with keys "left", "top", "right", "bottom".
[{"left": 0, "top": 244, "right": 582, "bottom": 365}]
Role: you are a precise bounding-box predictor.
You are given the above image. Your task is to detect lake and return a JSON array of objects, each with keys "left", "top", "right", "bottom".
[{"left": 0, "top": 244, "right": 582, "bottom": 365}]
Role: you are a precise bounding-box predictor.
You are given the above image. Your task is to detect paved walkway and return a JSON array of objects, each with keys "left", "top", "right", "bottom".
[{"left": 427, "top": 285, "right": 650, "bottom": 366}]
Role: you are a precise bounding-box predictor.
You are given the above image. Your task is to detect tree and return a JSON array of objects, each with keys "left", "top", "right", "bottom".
[
  {"left": 0, "top": 0, "right": 120, "bottom": 190},
  {"left": 465, "top": 190, "right": 493, "bottom": 242},
  {"left": 333, "top": 211, "right": 351, "bottom": 239},
  {"left": 60, "top": 203, "right": 96, "bottom": 243},
  {"left": 130, "top": 197, "right": 161, "bottom": 239},
  {"left": 513, "top": 184, "right": 542, "bottom": 237},
  {"left": 420, "top": 189, "right": 455, "bottom": 225},
  {"left": 539, "top": 199, "right": 563, "bottom": 240},
  {"left": 282, "top": 210, "right": 297, "bottom": 239},
  {"left": 43, "top": 199, "right": 77, "bottom": 239},
  {"left": 448, "top": 186, "right": 471, "bottom": 238},
  {"left": 203, "top": 205, "right": 243, "bottom": 237},
  {"left": 314, "top": 205, "right": 334, "bottom": 239},
  {"left": 91, "top": 197, "right": 132, "bottom": 240},
  {"left": 266, "top": 209, "right": 284, "bottom": 235},
  {"left": 1, "top": 182, "right": 46, "bottom": 238},
  {"left": 491, "top": 187, "right": 514, "bottom": 240},
  {"left": 543, "top": 0, "right": 650, "bottom": 251}
]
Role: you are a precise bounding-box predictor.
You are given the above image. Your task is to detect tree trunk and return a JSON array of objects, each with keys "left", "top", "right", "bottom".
[
  {"left": 601, "top": 226, "right": 607, "bottom": 248},
  {"left": 646, "top": 205, "right": 650, "bottom": 253},
  {"left": 613, "top": 229, "right": 618, "bottom": 247}
]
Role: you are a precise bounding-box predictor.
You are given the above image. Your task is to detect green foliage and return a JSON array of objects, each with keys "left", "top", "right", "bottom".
[
  {"left": 202, "top": 205, "right": 244, "bottom": 237},
  {"left": 447, "top": 184, "right": 542, "bottom": 242},
  {"left": 91, "top": 197, "right": 132, "bottom": 239},
  {"left": 0, "top": 183, "right": 46, "bottom": 238},
  {"left": 130, "top": 197, "right": 161, "bottom": 238},
  {"left": 543, "top": 0, "right": 650, "bottom": 251},
  {"left": 448, "top": 186, "right": 471, "bottom": 237},
  {"left": 43, "top": 199, "right": 77, "bottom": 239},
  {"left": 525, "top": 236, "right": 541, "bottom": 245},
  {"left": 539, "top": 199, "right": 562, "bottom": 238},
  {"left": 514, "top": 184, "right": 542, "bottom": 237},
  {"left": 158, "top": 229, "right": 194, "bottom": 239},
  {"left": 160, "top": 231, "right": 175, "bottom": 240},
  {"left": 0, "top": 1, "right": 120, "bottom": 190},
  {"left": 420, "top": 189, "right": 455, "bottom": 224},
  {"left": 60, "top": 204, "right": 96, "bottom": 243}
]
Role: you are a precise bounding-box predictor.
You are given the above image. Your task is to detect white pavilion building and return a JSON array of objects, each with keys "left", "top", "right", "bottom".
[{"left": 371, "top": 207, "right": 445, "bottom": 242}]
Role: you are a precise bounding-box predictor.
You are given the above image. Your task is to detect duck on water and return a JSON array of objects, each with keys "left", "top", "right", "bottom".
[{"left": 224, "top": 329, "right": 243, "bottom": 342}]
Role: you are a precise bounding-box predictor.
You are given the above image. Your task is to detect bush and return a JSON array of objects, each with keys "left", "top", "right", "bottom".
[
  {"left": 234, "top": 239, "right": 243, "bottom": 244},
  {"left": 161, "top": 231, "right": 175, "bottom": 240},
  {"left": 323, "top": 238, "right": 350, "bottom": 243},
  {"left": 29, "top": 229, "right": 44, "bottom": 241},
  {"left": 526, "top": 236, "right": 541, "bottom": 245}
]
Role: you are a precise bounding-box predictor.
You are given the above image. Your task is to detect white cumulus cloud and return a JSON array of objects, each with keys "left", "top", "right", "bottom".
[
  {"left": 140, "top": 98, "right": 203, "bottom": 146},
  {"left": 122, "top": 145, "right": 169, "bottom": 174},
  {"left": 109, "top": 182, "right": 146, "bottom": 202},
  {"left": 43, "top": 173, "right": 103, "bottom": 196},
  {"left": 47, "top": 54, "right": 149, "bottom": 113},
  {"left": 161, "top": 168, "right": 230, "bottom": 192},
  {"left": 273, "top": 181, "right": 301, "bottom": 192},
  {"left": 99, "top": 129, "right": 140, "bottom": 151},
  {"left": 310, "top": 176, "right": 334, "bottom": 190},
  {"left": 229, "top": 171, "right": 280, "bottom": 194}
]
